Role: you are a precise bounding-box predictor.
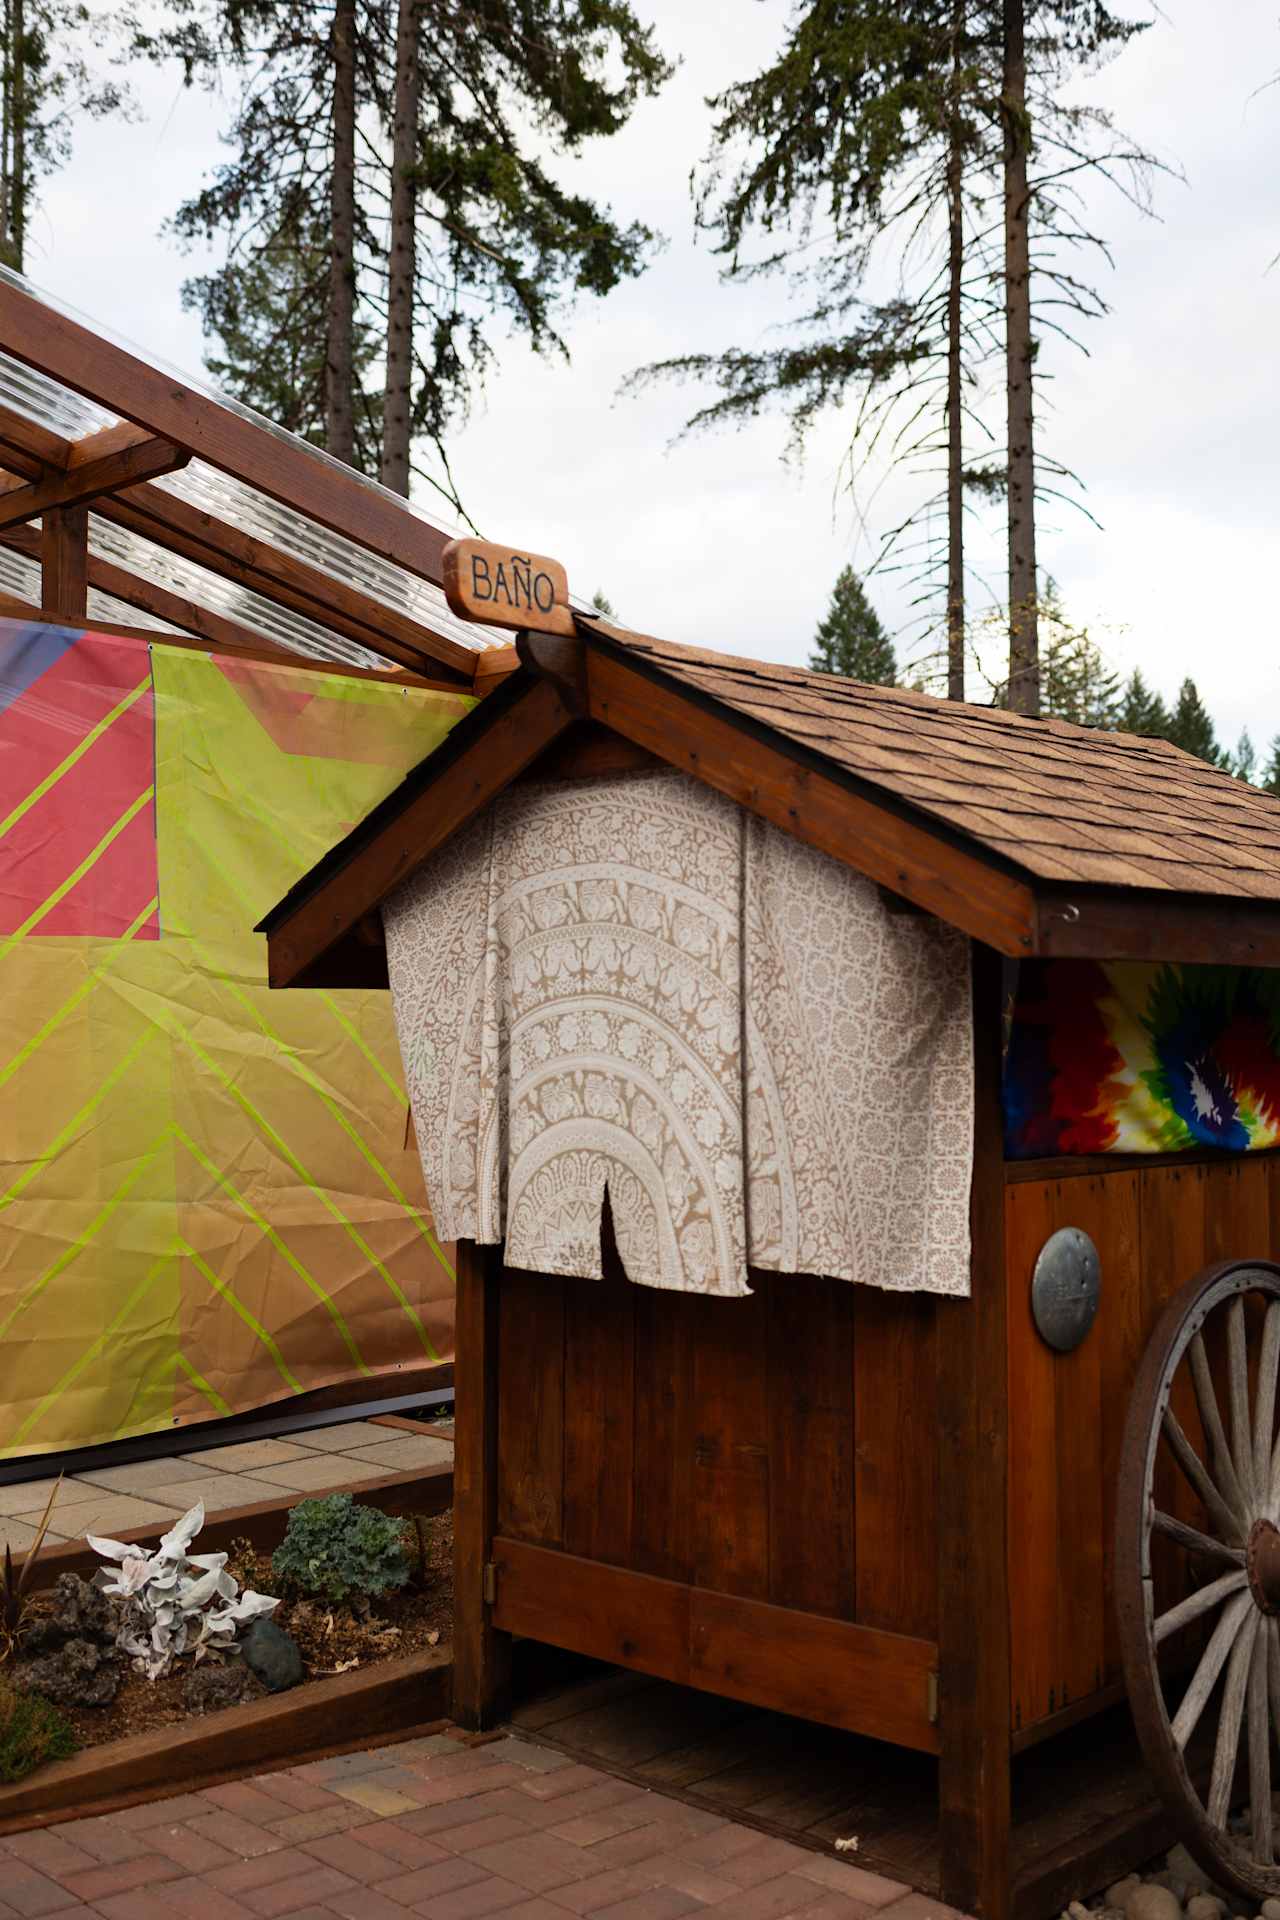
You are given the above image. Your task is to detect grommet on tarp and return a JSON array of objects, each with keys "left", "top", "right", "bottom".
[{"left": 1032, "top": 1226, "right": 1101, "bottom": 1352}]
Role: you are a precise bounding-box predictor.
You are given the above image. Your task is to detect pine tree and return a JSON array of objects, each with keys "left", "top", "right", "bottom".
[
  {"left": 1261, "top": 737, "right": 1280, "bottom": 798},
  {"left": 0, "top": 0, "right": 130, "bottom": 269},
  {"left": 1232, "top": 729, "right": 1257, "bottom": 785},
  {"left": 1116, "top": 669, "right": 1170, "bottom": 739},
  {"left": 140, "top": 2, "right": 671, "bottom": 507},
  {"left": 810, "top": 567, "right": 897, "bottom": 685},
  {"left": 1165, "top": 679, "right": 1224, "bottom": 767}
]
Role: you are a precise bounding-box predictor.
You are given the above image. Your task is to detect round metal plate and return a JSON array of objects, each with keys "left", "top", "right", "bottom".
[{"left": 1031, "top": 1226, "right": 1101, "bottom": 1352}]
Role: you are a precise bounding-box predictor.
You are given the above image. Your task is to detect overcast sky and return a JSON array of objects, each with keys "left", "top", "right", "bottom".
[{"left": 33, "top": 2, "right": 1280, "bottom": 753}]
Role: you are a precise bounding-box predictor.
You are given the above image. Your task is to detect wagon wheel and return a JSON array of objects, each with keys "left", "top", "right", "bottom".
[{"left": 1117, "top": 1259, "right": 1280, "bottom": 1901}]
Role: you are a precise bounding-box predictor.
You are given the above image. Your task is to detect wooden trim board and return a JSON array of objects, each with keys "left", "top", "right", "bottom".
[
  {"left": 0, "top": 1646, "right": 452, "bottom": 1830},
  {"left": 491, "top": 1536, "right": 939, "bottom": 1754},
  {"left": 28, "top": 1463, "right": 452, "bottom": 1593}
]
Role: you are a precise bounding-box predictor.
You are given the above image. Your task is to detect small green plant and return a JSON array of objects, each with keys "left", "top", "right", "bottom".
[
  {"left": 2, "top": 1476, "right": 61, "bottom": 1662},
  {"left": 272, "top": 1494, "right": 410, "bottom": 1607},
  {"left": 0, "top": 1676, "right": 77, "bottom": 1782}
]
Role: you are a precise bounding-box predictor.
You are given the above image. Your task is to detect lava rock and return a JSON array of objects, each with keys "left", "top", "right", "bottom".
[
  {"left": 20, "top": 1573, "right": 119, "bottom": 1657},
  {"left": 18, "top": 1635, "right": 118, "bottom": 1708},
  {"left": 1124, "top": 1886, "right": 1184, "bottom": 1920},
  {"left": 242, "top": 1618, "right": 303, "bottom": 1693},
  {"left": 183, "top": 1660, "right": 266, "bottom": 1716}
]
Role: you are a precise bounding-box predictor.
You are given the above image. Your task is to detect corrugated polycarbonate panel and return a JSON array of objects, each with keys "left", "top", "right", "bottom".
[
  {"left": 154, "top": 461, "right": 504, "bottom": 655},
  {"left": 0, "top": 266, "right": 510, "bottom": 660},
  {"left": 0, "top": 267, "right": 512, "bottom": 662},
  {"left": 0, "top": 541, "right": 178, "bottom": 634},
  {"left": 87, "top": 515, "right": 384, "bottom": 670}
]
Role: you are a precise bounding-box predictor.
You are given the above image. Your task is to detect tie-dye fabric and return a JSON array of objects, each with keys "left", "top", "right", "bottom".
[{"left": 1003, "top": 960, "right": 1280, "bottom": 1159}]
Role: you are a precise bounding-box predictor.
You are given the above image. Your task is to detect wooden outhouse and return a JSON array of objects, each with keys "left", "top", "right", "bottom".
[{"left": 263, "top": 609, "right": 1280, "bottom": 1920}]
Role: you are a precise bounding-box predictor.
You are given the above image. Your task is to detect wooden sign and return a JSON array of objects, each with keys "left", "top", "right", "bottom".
[{"left": 441, "top": 537, "right": 575, "bottom": 638}]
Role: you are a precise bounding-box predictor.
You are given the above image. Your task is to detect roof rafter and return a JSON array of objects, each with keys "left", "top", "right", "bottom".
[
  {"left": 0, "top": 275, "right": 450, "bottom": 585},
  {"left": 0, "top": 389, "right": 478, "bottom": 683},
  {"left": 0, "top": 434, "right": 189, "bottom": 529}
]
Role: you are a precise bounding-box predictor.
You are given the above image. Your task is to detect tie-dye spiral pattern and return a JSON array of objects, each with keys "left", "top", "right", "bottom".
[{"left": 1003, "top": 960, "right": 1280, "bottom": 1159}]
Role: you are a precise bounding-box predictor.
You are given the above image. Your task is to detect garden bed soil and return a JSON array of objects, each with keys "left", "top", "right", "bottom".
[{"left": 30, "top": 1513, "right": 453, "bottom": 1754}]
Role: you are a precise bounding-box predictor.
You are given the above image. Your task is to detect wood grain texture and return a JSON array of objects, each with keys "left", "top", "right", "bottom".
[
  {"left": 0, "top": 1647, "right": 451, "bottom": 1825},
  {"left": 0, "top": 273, "right": 455, "bottom": 592},
  {"left": 266, "top": 672, "right": 572, "bottom": 987},
  {"left": 452, "top": 1239, "right": 510, "bottom": 1730},
  {"left": 562, "top": 1261, "right": 635, "bottom": 1568},
  {"left": 494, "top": 1537, "right": 691, "bottom": 1685},
  {"left": 40, "top": 504, "right": 88, "bottom": 621},
  {"left": 766, "top": 1271, "right": 855, "bottom": 1620},
  {"left": 689, "top": 1585, "right": 938, "bottom": 1751},
  {"left": 0, "top": 435, "right": 187, "bottom": 528},
  {"left": 1035, "top": 890, "right": 1280, "bottom": 968},
  {"left": 631, "top": 1282, "right": 695, "bottom": 1583},
  {"left": 496, "top": 1269, "right": 565, "bottom": 1546},
  {"left": 586, "top": 646, "right": 1038, "bottom": 959},
  {"left": 937, "top": 940, "right": 1012, "bottom": 1920},
  {"left": 854, "top": 1287, "right": 938, "bottom": 1639},
  {"left": 442, "top": 537, "right": 575, "bottom": 637},
  {"left": 692, "top": 1289, "right": 771, "bottom": 1601}
]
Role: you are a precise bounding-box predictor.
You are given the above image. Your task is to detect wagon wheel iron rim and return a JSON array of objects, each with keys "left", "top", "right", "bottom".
[{"left": 1117, "top": 1259, "right": 1280, "bottom": 1901}]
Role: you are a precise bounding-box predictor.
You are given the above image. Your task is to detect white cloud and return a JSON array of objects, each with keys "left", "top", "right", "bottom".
[{"left": 30, "top": 0, "right": 1280, "bottom": 747}]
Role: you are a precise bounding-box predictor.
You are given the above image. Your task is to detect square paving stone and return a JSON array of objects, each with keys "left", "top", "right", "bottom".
[
  {"left": 72, "top": 1456, "right": 216, "bottom": 1495},
  {"left": 0, "top": 1476, "right": 63, "bottom": 1518},
  {"left": 17, "top": 1492, "right": 176, "bottom": 1543},
  {"left": 348, "top": 1434, "right": 453, "bottom": 1471},
  {"left": 250, "top": 1455, "right": 388, "bottom": 1492},
  {"left": 288, "top": 1421, "right": 393, "bottom": 1451},
  {"left": 181, "top": 1438, "right": 316, "bottom": 1473},
  {"left": 140, "top": 1473, "right": 288, "bottom": 1513}
]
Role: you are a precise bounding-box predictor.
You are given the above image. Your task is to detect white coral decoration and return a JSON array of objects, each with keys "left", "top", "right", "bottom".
[{"left": 87, "top": 1501, "right": 279, "bottom": 1681}]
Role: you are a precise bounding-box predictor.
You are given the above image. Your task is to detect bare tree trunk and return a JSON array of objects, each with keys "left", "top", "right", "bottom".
[
  {"left": 945, "top": 1, "right": 965, "bottom": 703},
  {"left": 326, "top": 0, "right": 357, "bottom": 465},
  {"left": 10, "top": 0, "right": 24, "bottom": 271},
  {"left": 381, "top": 0, "right": 420, "bottom": 494},
  {"left": 1002, "top": 0, "right": 1038, "bottom": 715}
]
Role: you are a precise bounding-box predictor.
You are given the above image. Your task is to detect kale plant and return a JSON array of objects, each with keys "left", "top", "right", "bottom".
[{"left": 272, "top": 1494, "right": 410, "bottom": 1607}]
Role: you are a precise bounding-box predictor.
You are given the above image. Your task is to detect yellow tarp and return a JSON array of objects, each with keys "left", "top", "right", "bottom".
[{"left": 0, "top": 624, "right": 467, "bottom": 1457}]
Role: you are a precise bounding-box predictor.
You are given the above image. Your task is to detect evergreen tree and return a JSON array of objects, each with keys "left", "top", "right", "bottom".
[
  {"left": 139, "top": 2, "right": 670, "bottom": 503},
  {"left": 1116, "top": 668, "right": 1170, "bottom": 739},
  {"left": 1260, "top": 737, "right": 1280, "bottom": 798},
  {"left": 810, "top": 567, "right": 897, "bottom": 685},
  {"left": 1232, "top": 729, "right": 1257, "bottom": 785},
  {"left": 1165, "top": 679, "right": 1224, "bottom": 767},
  {"left": 0, "top": 0, "right": 131, "bottom": 270}
]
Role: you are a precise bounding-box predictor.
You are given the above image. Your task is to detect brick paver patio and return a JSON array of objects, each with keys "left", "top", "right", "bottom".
[{"left": 0, "top": 1732, "right": 968, "bottom": 1919}]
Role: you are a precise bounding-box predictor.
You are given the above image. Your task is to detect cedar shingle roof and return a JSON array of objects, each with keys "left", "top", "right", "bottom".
[{"left": 604, "top": 629, "right": 1280, "bottom": 900}]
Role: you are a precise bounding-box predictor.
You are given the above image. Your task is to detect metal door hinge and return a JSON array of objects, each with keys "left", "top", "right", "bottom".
[
  {"left": 927, "top": 1671, "right": 939, "bottom": 1726},
  {"left": 482, "top": 1561, "right": 497, "bottom": 1607}
]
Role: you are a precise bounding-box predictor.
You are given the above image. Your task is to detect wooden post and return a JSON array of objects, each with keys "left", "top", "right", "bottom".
[
  {"left": 41, "top": 503, "right": 88, "bottom": 622},
  {"left": 452, "top": 1237, "right": 511, "bottom": 1729},
  {"left": 937, "top": 940, "right": 1012, "bottom": 1920}
]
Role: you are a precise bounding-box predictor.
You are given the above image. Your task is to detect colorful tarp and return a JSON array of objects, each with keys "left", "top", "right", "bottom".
[
  {"left": 1003, "top": 959, "right": 1280, "bottom": 1159},
  {"left": 0, "top": 621, "right": 469, "bottom": 1458}
]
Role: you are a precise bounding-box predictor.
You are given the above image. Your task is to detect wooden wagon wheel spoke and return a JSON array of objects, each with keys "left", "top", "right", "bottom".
[
  {"left": 1155, "top": 1568, "right": 1249, "bottom": 1644},
  {"left": 1172, "top": 1587, "right": 1255, "bottom": 1750},
  {"left": 1190, "top": 1332, "right": 1248, "bottom": 1519},
  {"left": 1208, "top": 1608, "right": 1260, "bottom": 1830},
  {"left": 1119, "top": 1262, "right": 1280, "bottom": 1903},
  {"left": 1163, "top": 1406, "right": 1246, "bottom": 1545},
  {"left": 1152, "top": 1509, "right": 1246, "bottom": 1566},
  {"left": 1254, "top": 1302, "right": 1280, "bottom": 1500},
  {"left": 1228, "top": 1300, "right": 1258, "bottom": 1511},
  {"left": 1249, "top": 1622, "right": 1273, "bottom": 1864}
]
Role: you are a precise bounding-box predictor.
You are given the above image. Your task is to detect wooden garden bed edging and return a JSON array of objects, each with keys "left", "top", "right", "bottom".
[
  {"left": 0, "top": 1645, "right": 453, "bottom": 1832},
  {"left": 30, "top": 1461, "right": 452, "bottom": 1593}
]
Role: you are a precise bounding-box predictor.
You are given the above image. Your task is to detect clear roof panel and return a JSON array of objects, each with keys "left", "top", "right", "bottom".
[{"left": 0, "top": 267, "right": 510, "bottom": 665}]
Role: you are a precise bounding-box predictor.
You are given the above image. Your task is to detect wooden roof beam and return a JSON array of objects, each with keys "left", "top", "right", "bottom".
[
  {"left": 0, "top": 275, "right": 451, "bottom": 589},
  {"left": 262, "top": 666, "right": 574, "bottom": 987},
  {"left": 0, "top": 434, "right": 189, "bottom": 529},
  {"left": 98, "top": 484, "right": 475, "bottom": 681}
]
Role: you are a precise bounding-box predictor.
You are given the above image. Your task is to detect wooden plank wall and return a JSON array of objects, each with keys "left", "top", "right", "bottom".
[
  {"left": 495, "top": 1254, "right": 939, "bottom": 1643},
  {"left": 1006, "top": 1155, "right": 1280, "bottom": 1738}
]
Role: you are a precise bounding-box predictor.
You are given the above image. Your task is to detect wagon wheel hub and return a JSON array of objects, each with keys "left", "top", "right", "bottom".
[{"left": 1247, "top": 1519, "right": 1280, "bottom": 1616}]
